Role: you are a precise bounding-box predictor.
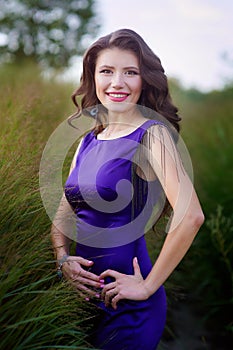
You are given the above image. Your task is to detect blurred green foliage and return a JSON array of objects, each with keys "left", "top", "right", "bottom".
[{"left": 0, "top": 0, "right": 99, "bottom": 68}]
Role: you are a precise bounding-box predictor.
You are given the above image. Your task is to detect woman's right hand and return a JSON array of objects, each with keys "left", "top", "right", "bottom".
[{"left": 62, "top": 256, "right": 103, "bottom": 299}]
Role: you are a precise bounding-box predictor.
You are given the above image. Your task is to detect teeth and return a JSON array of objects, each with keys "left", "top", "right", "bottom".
[{"left": 108, "top": 93, "right": 127, "bottom": 98}]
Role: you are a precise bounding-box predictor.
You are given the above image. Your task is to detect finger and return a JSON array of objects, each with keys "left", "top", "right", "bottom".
[
  {"left": 133, "top": 257, "right": 141, "bottom": 277},
  {"left": 65, "top": 261, "right": 100, "bottom": 282},
  {"left": 102, "top": 281, "right": 117, "bottom": 292},
  {"left": 101, "top": 282, "right": 117, "bottom": 298},
  {"left": 76, "top": 289, "right": 87, "bottom": 299},
  {"left": 74, "top": 275, "right": 102, "bottom": 288},
  {"left": 63, "top": 269, "right": 101, "bottom": 291},
  {"left": 103, "top": 284, "right": 120, "bottom": 306},
  {"left": 68, "top": 256, "right": 94, "bottom": 267},
  {"left": 62, "top": 268, "right": 101, "bottom": 299},
  {"left": 104, "top": 288, "right": 118, "bottom": 307},
  {"left": 111, "top": 294, "right": 121, "bottom": 310},
  {"left": 100, "top": 269, "right": 120, "bottom": 280},
  {"left": 81, "top": 269, "right": 101, "bottom": 282},
  {"left": 73, "top": 282, "right": 101, "bottom": 298}
]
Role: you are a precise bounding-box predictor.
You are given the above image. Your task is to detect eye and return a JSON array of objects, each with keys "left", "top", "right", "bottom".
[
  {"left": 99, "top": 69, "right": 113, "bottom": 75},
  {"left": 125, "top": 70, "right": 139, "bottom": 76}
]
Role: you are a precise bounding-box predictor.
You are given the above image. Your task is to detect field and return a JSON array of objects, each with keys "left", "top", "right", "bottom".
[{"left": 0, "top": 61, "right": 232, "bottom": 349}]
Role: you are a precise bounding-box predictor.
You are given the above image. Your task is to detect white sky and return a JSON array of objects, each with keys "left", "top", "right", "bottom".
[{"left": 93, "top": 0, "right": 233, "bottom": 91}]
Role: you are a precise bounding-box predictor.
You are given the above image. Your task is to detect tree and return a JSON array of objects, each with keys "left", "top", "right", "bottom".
[{"left": 0, "top": 0, "right": 100, "bottom": 68}]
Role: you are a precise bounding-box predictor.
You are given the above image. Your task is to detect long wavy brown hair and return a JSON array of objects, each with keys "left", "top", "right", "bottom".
[{"left": 69, "top": 28, "right": 181, "bottom": 134}]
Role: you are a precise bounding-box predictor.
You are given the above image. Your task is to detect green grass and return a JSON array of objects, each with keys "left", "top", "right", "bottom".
[
  {"left": 0, "top": 62, "right": 232, "bottom": 349},
  {"left": 169, "top": 81, "right": 233, "bottom": 346},
  {"left": 0, "top": 61, "right": 96, "bottom": 349}
]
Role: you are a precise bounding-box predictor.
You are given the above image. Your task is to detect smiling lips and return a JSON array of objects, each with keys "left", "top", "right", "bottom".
[{"left": 106, "top": 92, "right": 129, "bottom": 102}]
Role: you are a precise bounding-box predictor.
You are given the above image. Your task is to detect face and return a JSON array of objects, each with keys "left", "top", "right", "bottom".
[{"left": 94, "top": 47, "right": 142, "bottom": 115}]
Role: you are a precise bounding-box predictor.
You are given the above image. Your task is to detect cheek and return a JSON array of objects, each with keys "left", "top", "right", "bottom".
[
  {"left": 134, "top": 79, "right": 143, "bottom": 94},
  {"left": 139, "top": 77, "right": 143, "bottom": 89},
  {"left": 95, "top": 76, "right": 106, "bottom": 95},
  {"left": 94, "top": 77, "right": 102, "bottom": 100}
]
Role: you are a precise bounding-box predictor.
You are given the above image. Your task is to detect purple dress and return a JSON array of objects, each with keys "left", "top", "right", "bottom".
[{"left": 65, "top": 119, "right": 167, "bottom": 349}]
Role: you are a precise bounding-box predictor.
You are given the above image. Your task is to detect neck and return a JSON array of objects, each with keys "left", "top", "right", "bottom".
[{"left": 106, "top": 109, "right": 144, "bottom": 133}]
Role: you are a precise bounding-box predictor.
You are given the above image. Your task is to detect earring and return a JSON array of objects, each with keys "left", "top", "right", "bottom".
[{"left": 90, "top": 106, "right": 98, "bottom": 117}]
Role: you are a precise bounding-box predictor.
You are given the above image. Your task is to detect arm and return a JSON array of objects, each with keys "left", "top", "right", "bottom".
[
  {"left": 51, "top": 137, "right": 84, "bottom": 261},
  {"left": 51, "top": 138, "right": 102, "bottom": 298},
  {"left": 144, "top": 125, "right": 205, "bottom": 295},
  {"left": 100, "top": 125, "right": 204, "bottom": 308}
]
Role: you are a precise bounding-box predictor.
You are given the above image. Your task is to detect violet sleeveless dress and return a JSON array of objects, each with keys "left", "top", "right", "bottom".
[{"left": 65, "top": 119, "right": 167, "bottom": 350}]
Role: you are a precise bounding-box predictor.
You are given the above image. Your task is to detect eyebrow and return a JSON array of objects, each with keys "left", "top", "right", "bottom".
[{"left": 98, "top": 65, "right": 140, "bottom": 71}]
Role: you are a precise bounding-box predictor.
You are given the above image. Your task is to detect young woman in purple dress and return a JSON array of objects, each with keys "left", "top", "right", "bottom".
[{"left": 51, "top": 29, "right": 204, "bottom": 349}]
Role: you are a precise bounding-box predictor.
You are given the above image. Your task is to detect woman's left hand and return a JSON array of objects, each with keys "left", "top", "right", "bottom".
[{"left": 99, "top": 257, "right": 150, "bottom": 309}]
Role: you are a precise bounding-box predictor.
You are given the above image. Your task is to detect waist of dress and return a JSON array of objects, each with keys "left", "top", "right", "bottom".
[{"left": 75, "top": 236, "right": 152, "bottom": 279}]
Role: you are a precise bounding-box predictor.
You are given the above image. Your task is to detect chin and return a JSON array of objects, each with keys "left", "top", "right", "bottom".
[{"left": 103, "top": 101, "right": 137, "bottom": 115}]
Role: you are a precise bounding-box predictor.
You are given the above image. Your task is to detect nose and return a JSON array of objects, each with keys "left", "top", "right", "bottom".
[{"left": 111, "top": 72, "right": 125, "bottom": 89}]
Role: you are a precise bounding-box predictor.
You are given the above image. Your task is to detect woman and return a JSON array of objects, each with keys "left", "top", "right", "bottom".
[{"left": 51, "top": 29, "right": 204, "bottom": 349}]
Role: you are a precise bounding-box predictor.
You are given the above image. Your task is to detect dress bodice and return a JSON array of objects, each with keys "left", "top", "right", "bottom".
[{"left": 65, "top": 119, "right": 164, "bottom": 248}]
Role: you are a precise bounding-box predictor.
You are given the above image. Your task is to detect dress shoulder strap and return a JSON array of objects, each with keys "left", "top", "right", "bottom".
[{"left": 134, "top": 119, "right": 165, "bottom": 144}]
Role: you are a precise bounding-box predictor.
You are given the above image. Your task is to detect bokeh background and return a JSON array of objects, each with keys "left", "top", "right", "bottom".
[{"left": 0, "top": 1, "right": 232, "bottom": 349}]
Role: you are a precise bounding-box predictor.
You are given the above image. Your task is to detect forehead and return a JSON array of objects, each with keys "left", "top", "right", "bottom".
[{"left": 96, "top": 47, "right": 139, "bottom": 67}]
